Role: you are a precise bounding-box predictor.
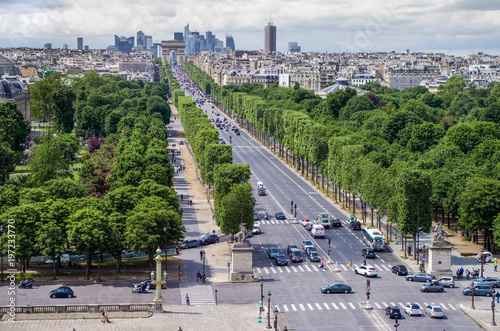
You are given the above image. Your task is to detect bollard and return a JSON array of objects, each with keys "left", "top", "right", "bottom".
[
  {"left": 258, "top": 315, "right": 262, "bottom": 323},
  {"left": 178, "top": 265, "right": 181, "bottom": 280}
]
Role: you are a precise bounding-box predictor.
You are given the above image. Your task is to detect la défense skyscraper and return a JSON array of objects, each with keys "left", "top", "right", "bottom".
[{"left": 265, "top": 21, "right": 276, "bottom": 53}]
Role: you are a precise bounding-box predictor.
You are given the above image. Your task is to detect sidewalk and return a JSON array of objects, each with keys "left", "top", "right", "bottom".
[{"left": 460, "top": 298, "right": 500, "bottom": 330}]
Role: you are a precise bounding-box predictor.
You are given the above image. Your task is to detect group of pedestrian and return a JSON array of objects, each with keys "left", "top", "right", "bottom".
[
  {"left": 186, "top": 199, "right": 193, "bottom": 206},
  {"left": 101, "top": 310, "right": 110, "bottom": 323},
  {"left": 196, "top": 271, "right": 207, "bottom": 283}
]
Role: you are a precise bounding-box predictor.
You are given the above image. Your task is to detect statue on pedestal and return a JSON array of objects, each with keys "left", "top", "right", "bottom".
[
  {"left": 234, "top": 223, "right": 250, "bottom": 245},
  {"left": 431, "top": 222, "right": 449, "bottom": 243}
]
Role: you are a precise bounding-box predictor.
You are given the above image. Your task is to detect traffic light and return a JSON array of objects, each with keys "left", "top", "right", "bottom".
[{"left": 367, "top": 279, "right": 370, "bottom": 287}]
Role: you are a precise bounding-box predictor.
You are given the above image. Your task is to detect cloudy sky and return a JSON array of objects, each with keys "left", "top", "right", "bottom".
[{"left": 1, "top": 0, "right": 500, "bottom": 55}]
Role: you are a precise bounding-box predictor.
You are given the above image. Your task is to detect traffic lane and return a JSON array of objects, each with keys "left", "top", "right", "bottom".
[{"left": 0, "top": 283, "right": 180, "bottom": 306}]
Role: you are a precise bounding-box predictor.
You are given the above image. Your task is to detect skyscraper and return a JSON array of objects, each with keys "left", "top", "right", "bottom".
[
  {"left": 145, "top": 35, "right": 153, "bottom": 50},
  {"left": 114, "top": 35, "right": 134, "bottom": 54},
  {"left": 288, "top": 42, "right": 301, "bottom": 52},
  {"left": 206, "top": 31, "right": 214, "bottom": 52},
  {"left": 174, "top": 32, "right": 184, "bottom": 41},
  {"left": 226, "top": 34, "right": 235, "bottom": 50},
  {"left": 77, "top": 37, "right": 83, "bottom": 50},
  {"left": 137, "top": 31, "right": 145, "bottom": 49},
  {"left": 265, "top": 21, "right": 276, "bottom": 53}
]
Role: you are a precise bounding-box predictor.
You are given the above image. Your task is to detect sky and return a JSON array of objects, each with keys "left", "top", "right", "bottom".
[{"left": 1, "top": 0, "right": 500, "bottom": 56}]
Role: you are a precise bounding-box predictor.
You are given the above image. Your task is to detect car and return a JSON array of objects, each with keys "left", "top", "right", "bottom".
[
  {"left": 289, "top": 249, "right": 304, "bottom": 263},
  {"left": 133, "top": 279, "right": 166, "bottom": 290},
  {"left": 350, "top": 220, "right": 362, "bottom": 230},
  {"left": 121, "top": 249, "right": 135, "bottom": 258},
  {"left": 199, "top": 234, "right": 219, "bottom": 245},
  {"left": 404, "top": 303, "right": 422, "bottom": 316},
  {"left": 385, "top": 306, "right": 401, "bottom": 319},
  {"left": 473, "top": 277, "right": 500, "bottom": 288},
  {"left": 49, "top": 286, "right": 74, "bottom": 298},
  {"left": 437, "top": 276, "right": 455, "bottom": 288},
  {"left": 425, "top": 304, "right": 444, "bottom": 318},
  {"left": 361, "top": 248, "right": 376, "bottom": 258},
  {"left": 258, "top": 188, "right": 267, "bottom": 196},
  {"left": 45, "top": 253, "right": 70, "bottom": 264},
  {"left": 287, "top": 244, "right": 298, "bottom": 256},
  {"left": 475, "top": 251, "right": 493, "bottom": 263},
  {"left": 321, "top": 283, "right": 352, "bottom": 294},
  {"left": 330, "top": 219, "right": 342, "bottom": 227},
  {"left": 463, "top": 285, "right": 496, "bottom": 296},
  {"left": 305, "top": 223, "right": 314, "bottom": 231},
  {"left": 421, "top": 282, "right": 444, "bottom": 292},
  {"left": 252, "top": 224, "right": 261, "bottom": 235},
  {"left": 301, "top": 219, "right": 312, "bottom": 227},
  {"left": 275, "top": 212, "right": 286, "bottom": 220},
  {"left": 406, "top": 272, "right": 435, "bottom": 282},
  {"left": 391, "top": 265, "right": 408, "bottom": 276},
  {"left": 253, "top": 212, "right": 260, "bottom": 221},
  {"left": 302, "top": 240, "right": 314, "bottom": 251},
  {"left": 235, "top": 130, "right": 240, "bottom": 136},
  {"left": 304, "top": 246, "right": 317, "bottom": 255},
  {"left": 354, "top": 265, "right": 378, "bottom": 277},
  {"left": 180, "top": 239, "right": 200, "bottom": 249},
  {"left": 308, "top": 251, "right": 321, "bottom": 262},
  {"left": 267, "top": 247, "right": 279, "bottom": 259},
  {"left": 275, "top": 254, "right": 288, "bottom": 266}
]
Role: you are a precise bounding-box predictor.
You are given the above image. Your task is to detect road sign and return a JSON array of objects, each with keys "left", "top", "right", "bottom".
[{"left": 366, "top": 286, "right": 371, "bottom": 292}]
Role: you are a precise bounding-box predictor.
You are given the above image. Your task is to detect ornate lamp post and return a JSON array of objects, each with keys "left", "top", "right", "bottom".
[
  {"left": 151, "top": 247, "right": 166, "bottom": 312},
  {"left": 266, "top": 291, "right": 272, "bottom": 329},
  {"left": 260, "top": 278, "right": 264, "bottom": 312}
]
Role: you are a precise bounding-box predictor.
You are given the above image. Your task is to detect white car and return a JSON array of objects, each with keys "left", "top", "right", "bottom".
[
  {"left": 475, "top": 251, "right": 493, "bottom": 263},
  {"left": 301, "top": 219, "right": 312, "bottom": 227},
  {"left": 405, "top": 303, "right": 422, "bottom": 316},
  {"left": 354, "top": 265, "right": 378, "bottom": 277},
  {"left": 252, "top": 224, "right": 261, "bottom": 235},
  {"left": 426, "top": 304, "right": 444, "bottom": 318}
]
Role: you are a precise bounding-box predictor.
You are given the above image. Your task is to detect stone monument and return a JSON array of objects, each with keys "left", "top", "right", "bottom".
[
  {"left": 230, "top": 224, "right": 254, "bottom": 282},
  {"left": 426, "top": 222, "right": 453, "bottom": 277}
]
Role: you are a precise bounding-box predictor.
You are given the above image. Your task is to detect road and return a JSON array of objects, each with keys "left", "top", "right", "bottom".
[{"left": 174, "top": 65, "right": 484, "bottom": 331}]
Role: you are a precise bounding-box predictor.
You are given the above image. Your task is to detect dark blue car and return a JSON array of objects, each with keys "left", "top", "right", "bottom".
[{"left": 50, "top": 286, "right": 74, "bottom": 298}]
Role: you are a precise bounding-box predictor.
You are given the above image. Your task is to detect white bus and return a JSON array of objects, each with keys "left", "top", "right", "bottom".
[{"left": 363, "top": 228, "right": 385, "bottom": 251}]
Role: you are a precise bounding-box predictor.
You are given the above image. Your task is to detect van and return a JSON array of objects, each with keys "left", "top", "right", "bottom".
[
  {"left": 317, "top": 213, "right": 331, "bottom": 229},
  {"left": 311, "top": 224, "right": 325, "bottom": 238}
]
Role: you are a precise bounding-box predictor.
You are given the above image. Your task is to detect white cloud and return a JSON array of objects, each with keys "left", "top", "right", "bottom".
[{"left": 0, "top": 0, "right": 499, "bottom": 54}]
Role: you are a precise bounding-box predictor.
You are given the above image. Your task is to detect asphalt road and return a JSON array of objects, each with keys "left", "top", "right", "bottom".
[{"left": 175, "top": 65, "right": 484, "bottom": 331}]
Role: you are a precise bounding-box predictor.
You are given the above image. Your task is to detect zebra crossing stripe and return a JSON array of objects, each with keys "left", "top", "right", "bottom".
[
  {"left": 311, "top": 265, "right": 319, "bottom": 271},
  {"left": 448, "top": 304, "right": 457, "bottom": 311},
  {"left": 398, "top": 302, "right": 405, "bottom": 308},
  {"left": 440, "top": 303, "right": 449, "bottom": 310},
  {"left": 315, "top": 303, "right": 323, "bottom": 310},
  {"left": 380, "top": 265, "right": 390, "bottom": 271},
  {"left": 341, "top": 265, "right": 348, "bottom": 271},
  {"left": 331, "top": 303, "right": 339, "bottom": 310},
  {"left": 460, "top": 304, "right": 465, "bottom": 309},
  {"left": 291, "top": 304, "right": 297, "bottom": 311},
  {"left": 256, "top": 267, "right": 262, "bottom": 274},
  {"left": 382, "top": 302, "right": 388, "bottom": 308},
  {"left": 299, "top": 304, "right": 305, "bottom": 311},
  {"left": 348, "top": 303, "right": 356, "bottom": 309},
  {"left": 339, "top": 303, "right": 347, "bottom": 310},
  {"left": 270, "top": 267, "right": 277, "bottom": 274},
  {"left": 307, "top": 303, "right": 314, "bottom": 310},
  {"left": 298, "top": 266, "right": 305, "bottom": 272},
  {"left": 374, "top": 302, "right": 382, "bottom": 309},
  {"left": 270, "top": 220, "right": 275, "bottom": 224},
  {"left": 354, "top": 264, "right": 359, "bottom": 269},
  {"left": 285, "top": 220, "right": 289, "bottom": 224},
  {"left": 263, "top": 267, "right": 269, "bottom": 274},
  {"left": 285, "top": 266, "right": 292, "bottom": 273},
  {"left": 292, "top": 266, "right": 299, "bottom": 273},
  {"left": 283, "top": 305, "right": 289, "bottom": 312},
  {"left": 323, "top": 303, "right": 331, "bottom": 310},
  {"left": 278, "top": 267, "right": 284, "bottom": 273},
  {"left": 304, "top": 265, "right": 312, "bottom": 272},
  {"left": 424, "top": 302, "right": 429, "bottom": 307},
  {"left": 390, "top": 302, "right": 396, "bottom": 307}
]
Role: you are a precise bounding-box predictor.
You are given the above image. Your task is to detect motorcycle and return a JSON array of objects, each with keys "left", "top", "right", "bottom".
[
  {"left": 264, "top": 213, "right": 268, "bottom": 220},
  {"left": 19, "top": 279, "right": 34, "bottom": 289},
  {"left": 132, "top": 283, "right": 150, "bottom": 293}
]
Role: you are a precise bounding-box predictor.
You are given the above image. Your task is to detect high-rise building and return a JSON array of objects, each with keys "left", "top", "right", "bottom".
[
  {"left": 115, "top": 34, "right": 134, "bottom": 54},
  {"left": 84, "top": 45, "right": 89, "bottom": 50},
  {"left": 174, "top": 32, "right": 184, "bottom": 41},
  {"left": 62, "top": 44, "right": 68, "bottom": 50},
  {"left": 145, "top": 35, "right": 153, "bottom": 50},
  {"left": 137, "top": 31, "right": 145, "bottom": 48},
  {"left": 288, "top": 42, "right": 301, "bottom": 52},
  {"left": 184, "top": 24, "right": 190, "bottom": 41},
  {"left": 77, "top": 37, "right": 83, "bottom": 50},
  {"left": 43, "top": 43, "right": 52, "bottom": 49},
  {"left": 265, "top": 21, "right": 276, "bottom": 53},
  {"left": 206, "top": 31, "right": 215, "bottom": 52},
  {"left": 152, "top": 42, "right": 161, "bottom": 58},
  {"left": 226, "top": 34, "right": 235, "bottom": 50}
]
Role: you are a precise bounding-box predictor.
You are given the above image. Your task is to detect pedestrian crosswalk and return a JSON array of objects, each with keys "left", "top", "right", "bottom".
[
  {"left": 255, "top": 263, "right": 395, "bottom": 275},
  {"left": 276, "top": 301, "right": 458, "bottom": 312},
  {"left": 179, "top": 283, "right": 216, "bottom": 305},
  {"left": 257, "top": 220, "right": 290, "bottom": 225}
]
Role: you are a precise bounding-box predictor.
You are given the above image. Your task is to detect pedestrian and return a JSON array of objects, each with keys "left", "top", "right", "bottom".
[
  {"left": 456, "top": 268, "right": 460, "bottom": 279},
  {"left": 182, "top": 166, "right": 185, "bottom": 171},
  {"left": 104, "top": 310, "right": 109, "bottom": 323},
  {"left": 363, "top": 257, "right": 366, "bottom": 266},
  {"left": 496, "top": 291, "right": 500, "bottom": 304},
  {"left": 349, "top": 259, "right": 352, "bottom": 269},
  {"left": 319, "top": 259, "right": 324, "bottom": 270},
  {"left": 460, "top": 266, "right": 464, "bottom": 278},
  {"left": 466, "top": 269, "right": 470, "bottom": 280},
  {"left": 180, "top": 194, "right": 183, "bottom": 202},
  {"left": 202, "top": 273, "right": 206, "bottom": 283},
  {"left": 196, "top": 271, "right": 202, "bottom": 282},
  {"left": 495, "top": 258, "right": 498, "bottom": 272},
  {"left": 101, "top": 310, "right": 106, "bottom": 323},
  {"left": 200, "top": 250, "right": 203, "bottom": 261},
  {"left": 185, "top": 293, "right": 190, "bottom": 305}
]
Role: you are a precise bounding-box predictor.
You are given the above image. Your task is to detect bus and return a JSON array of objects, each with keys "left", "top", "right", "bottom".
[{"left": 363, "top": 228, "right": 385, "bottom": 251}]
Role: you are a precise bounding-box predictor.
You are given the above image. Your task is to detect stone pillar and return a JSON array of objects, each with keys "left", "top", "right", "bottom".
[
  {"left": 230, "top": 244, "right": 254, "bottom": 282},
  {"left": 427, "top": 241, "right": 452, "bottom": 277}
]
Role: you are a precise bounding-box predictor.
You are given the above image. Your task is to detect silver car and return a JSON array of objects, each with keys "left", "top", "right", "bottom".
[
  {"left": 437, "top": 277, "right": 455, "bottom": 288},
  {"left": 473, "top": 277, "right": 500, "bottom": 288},
  {"left": 421, "top": 282, "right": 444, "bottom": 292},
  {"left": 426, "top": 305, "right": 444, "bottom": 318}
]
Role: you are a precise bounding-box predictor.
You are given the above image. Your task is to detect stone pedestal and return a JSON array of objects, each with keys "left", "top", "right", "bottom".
[
  {"left": 230, "top": 244, "right": 254, "bottom": 282},
  {"left": 427, "top": 241, "right": 452, "bottom": 277}
]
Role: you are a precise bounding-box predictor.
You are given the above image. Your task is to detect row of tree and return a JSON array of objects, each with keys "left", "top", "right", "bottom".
[{"left": 182, "top": 61, "right": 500, "bottom": 252}]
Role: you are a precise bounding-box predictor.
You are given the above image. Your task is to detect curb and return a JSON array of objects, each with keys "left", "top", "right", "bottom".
[{"left": 459, "top": 306, "right": 489, "bottom": 330}]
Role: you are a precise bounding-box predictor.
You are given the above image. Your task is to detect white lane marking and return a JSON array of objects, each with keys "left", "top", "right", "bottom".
[
  {"left": 298, "top": 265, "right": 305, "bottom": 272},
  {"left": 278, "top": 267, "right": 284, "bottom": 273},
  {"left": 283, "top": 305, "right": 289, "bottom": 312},
  {"left": 341, "top": 265, "right": 348, "bottom": 271},
  {"left": 315, "top": 303, "right": 323, "bottom": 310},
  {"left": 292, "top": 266, "right": 299, "bottom": 273},
  {"left": 390, "top": 302, "right": 396, "bottom": 307},
  {"left": 380, "top": 265, "right": 390, "bottom": 271},
  {"left": 381, "top": 302, "right": 388, "bottom": 308},
  {"left": 307, "top": 303, "right": 314, "bottom": 310},
  {"left": 398, "top": 302, "right": 405, "bottom": 308},
  {"left": 440, "top": 303, "right": 449, "bottom": 310},
  {"left": 331, "top": 303, "right": 339, "bottom": 309},
  {"left": 304, "top": 265, "right": 312, "bottom": 272},
  {"left": 285, "top": 266, "right": 292, "bottom": 273},
  {"left": 374, "top": 302, "right": 382, "bottom": 309},
  {"left": 270, "top": 267, "right": 277, "bottom": 274},
  {"left": 299, "top": 304, "right": 305, "bottom": 311},
  {"left": 448, "top": 304, "right": 457, "bottom": 311},
  {"left": 263, "top": 267, "right": 269, "bottom": 274},
  {"left": 340, "top": 303, "right": 347, "bottom": 309},
  {"left": 311, "top": 265, "right": 319, "bottom": 271},
  {"left": 256, "top": 267, "right": 262, "bottom": 274},
  {"left": 349, "top": 302, "right": 356, "bottom": 309},
  {"left": 323, "top": 303, "right": 331, "bottom": 310},
  {"left": 291, "top": 304, "right": 297, "bottom": 311}
]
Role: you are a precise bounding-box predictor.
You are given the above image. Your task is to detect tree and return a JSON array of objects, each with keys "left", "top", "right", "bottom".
[
  {"left": 0, "top": 102, "right": 30, "bottom": 155},
  {"left": 201, "top": 144, "right": 233, "bottom": 186},
  {"left": 216, "top": 182, "right": 254, "bottom": 236},
  {"left": 44, "top": 179, "right": 89, "bottom": 200},
  {"left": 406, "top": 122, "right": 445, "bottom": 153},
  {"left": 381, "top": 110, "right": 423, "bottom": 143},
  {"left": 213, "top": 164, "right": 251, "bottom": 200},
  {"left": 29, "top": 133, "right": 71, "bottom": 186},
  {"left": 52, "top": 87, "right": 76, "bottom": 133},
  {"left": 0, "top": 142, "right": 16, "bottom": 183},
  {"left": 36, "top": 221, "right": 66, "bottom": 279}
]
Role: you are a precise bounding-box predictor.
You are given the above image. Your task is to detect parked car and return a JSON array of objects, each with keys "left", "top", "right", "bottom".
[
  {"left": 121, "top": 249, "right": 135, "bottom": 258},
  {"left": 321, "top": 283, "right": 352, "bottom": 294},
  {"left": 275, "top": 212, "right": 286, "bottom": 220},
  {"left": 361, "top": 248, "right": 376, "bottom": 258},
  {"left": 391, "top": 265, "right": 408, "bottom": 276},
  {"left": 45, "top": 254, "right": 70, "bottom": 264},
  {"left": 180, "top": 239, "right": 200, "bottom": 249},
  {"left": 275, "top": 254, "right": 288, "bottom": 266},
  {"left": 302, "top": 240, "right": 314, "bottom": 251},
  {"left": 385, "top": 306, "right": 401, "bottom": 319},
  {"left": 404, "top": 303, "right": 422, "bottom": 316},
  {"left": 463, "top": 285, "right": 496, "bottom": 297},
  {"left": 289, "top": 249, "right": 304, "bottom": 263},
  {"left": 473, "top": 277, "right": 500, "bottom": 288},
  {"left": 252, "top": 224, "right": 262, "bottom": 235},
  {"left": 350, "top": 220, "right": 362, "bottom": 230},
  {"left": 426, "top": 305, "right": 444, "bottom": 318},
  {"left": 267, "top": 247, "right": 279, "bottom": 259},
  {"left": 49, "top": 286, "right": 74, "bottom": 298},
  {"left": 199, "top": 234, "right": 219, "bottom": 245},
  {"left": 475, "top": 251, "right": 493, "bottom": 263},
  {"left": 406, "top": 273, "right": 434, "bottom": 282},
  {"left": 308, "top": 251, "right": 321, "bottom": 262},
  {"left": 330, "top": 219, "right": 342, "bottom": 227},
  {"left": 421, "top": 282, "right": 444, "bottom": 292},
  {"left": 437, "top": 276, "right": 455, "bottom": 288},
  {"left": 354, "top": 265, "right": 378, "bottom": 277}
]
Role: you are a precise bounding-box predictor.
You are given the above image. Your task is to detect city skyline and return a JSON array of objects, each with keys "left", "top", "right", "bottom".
[{"left": 1, "top": 0, "right": 500, "bottom": 56}]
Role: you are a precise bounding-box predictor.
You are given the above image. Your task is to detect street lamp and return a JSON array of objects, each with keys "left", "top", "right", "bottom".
[
  {"left": 492, "top": 295, "right": 497, "bottom": 326},
  {"left": 0, "top": 225, "right": 4, "bottom": 282},
  {"left": 260, "top": 278, "right": 264, "bottom": 312},
  {"left": 163, "top": 226, "right": 169, "bottom": 274},
  {"left": 273, "top": 307, "right": 279, "bottom": 331},
  {"left": 266, "top": 291, "right": 272, "bottom": 329},
  {"left": 481, "top": 250, "right": 486, "bottom": 278}
]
